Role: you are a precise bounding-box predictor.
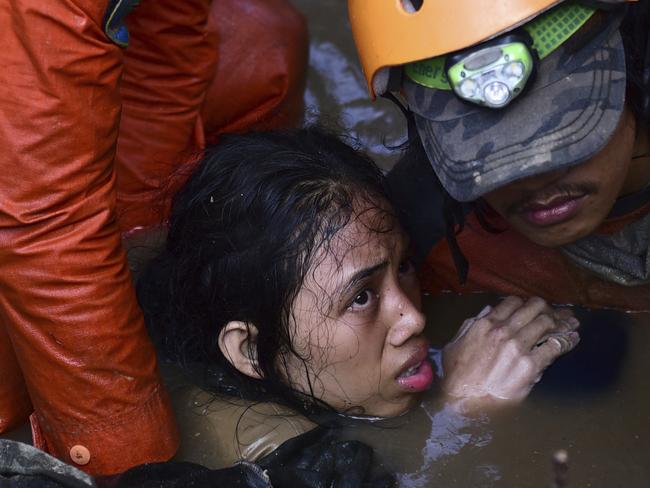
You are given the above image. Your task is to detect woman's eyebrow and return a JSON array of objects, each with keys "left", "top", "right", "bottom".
[{"left": 338, "top": 261, "right": 388, "bottom": 298}]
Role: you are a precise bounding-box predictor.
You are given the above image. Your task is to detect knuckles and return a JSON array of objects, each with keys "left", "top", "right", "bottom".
[{"left": 525, "top": 296, "right": 548, "bottom": 310}]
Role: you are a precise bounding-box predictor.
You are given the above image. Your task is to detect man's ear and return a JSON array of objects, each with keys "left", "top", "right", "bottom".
[{"left": 218, "top": 321, "right": 263, "bottom": 380}]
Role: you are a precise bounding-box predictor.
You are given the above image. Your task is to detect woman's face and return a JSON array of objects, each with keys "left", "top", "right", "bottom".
[{"left": 285, "top": 202, "right": 434, "bottom": 417}]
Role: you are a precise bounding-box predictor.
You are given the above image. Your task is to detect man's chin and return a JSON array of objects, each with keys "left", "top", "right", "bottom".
[{"left": 512, "top": 220, "right": 595, "bottom": 248}]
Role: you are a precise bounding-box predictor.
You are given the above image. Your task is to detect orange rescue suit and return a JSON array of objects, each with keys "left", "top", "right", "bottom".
[
  {"left": 0, "top": 0, "right": 307, "bottom": 476},
  {"left": 421, "top": 205, "right": 650, "bottom": 312}
]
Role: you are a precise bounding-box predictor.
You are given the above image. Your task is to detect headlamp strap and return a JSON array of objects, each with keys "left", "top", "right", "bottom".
[
  {"left": 405, "top": 3, "right": 596, "bottom": 91},
  {"left": 380, "top": 91, "right": 419, "bottom": 143}
]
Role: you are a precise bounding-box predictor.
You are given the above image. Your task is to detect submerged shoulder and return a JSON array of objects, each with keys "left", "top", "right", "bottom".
[{"left": 172, "top": 385, "right": 317, "bottom": 469}]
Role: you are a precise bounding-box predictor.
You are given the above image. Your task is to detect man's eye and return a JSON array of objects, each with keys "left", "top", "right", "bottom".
[{"left": 349, "top": 289, "right": 376, "bottom": 311}]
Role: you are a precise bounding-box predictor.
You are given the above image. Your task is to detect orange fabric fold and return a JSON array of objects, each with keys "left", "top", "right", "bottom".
[
  {"left": 115, "top": 0, "right": 308, "bottom": 232},
  {"left": 0, "top": 0, "right": 178, "bottom": 475},
  {"left": 421, "top": 205, "right": 650, "bottom": 311}
]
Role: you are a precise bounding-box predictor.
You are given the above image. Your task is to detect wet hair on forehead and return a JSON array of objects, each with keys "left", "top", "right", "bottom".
[
  {"left": 137, "top": 126, "right": 390, "bottom": 415},
  {"left": 301, "top": 196, "right": 401, "bottom": 311}
]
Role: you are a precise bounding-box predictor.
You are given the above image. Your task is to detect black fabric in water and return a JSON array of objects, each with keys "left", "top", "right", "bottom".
[
  {"left": 96, "top": 461, "right": 271, "bottom": 488},
  {"left": 0, "top": 428, "right": 395, "bottom": 488},
  {"left": 257, "top": 427, "right": 395, "bottom": 488}
]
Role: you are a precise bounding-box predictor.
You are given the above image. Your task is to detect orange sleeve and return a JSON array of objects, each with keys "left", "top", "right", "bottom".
[
  {"left": 420, "top": 213, "right": 650, "bottom": 311},
  {"left": 418, "top": 239, "right": 458, "bottom": 296},
  {"left": 0, "top": 0, "right": 177, "bottom": 475},
  {"left": 419, "top": 215, "right": 589, "bottom": 301}
]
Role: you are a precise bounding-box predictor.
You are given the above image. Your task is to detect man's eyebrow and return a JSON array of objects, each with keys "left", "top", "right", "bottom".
[{"left": 338, "top": 260, "right": 388, "bottom": 299}]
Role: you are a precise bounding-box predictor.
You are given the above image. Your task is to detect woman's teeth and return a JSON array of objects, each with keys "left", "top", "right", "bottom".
[{"left": 399, "top": 361, "right": 421, "bottom": 378}]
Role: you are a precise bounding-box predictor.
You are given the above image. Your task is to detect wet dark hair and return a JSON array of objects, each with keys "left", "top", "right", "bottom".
[{"left": 137, "top": 127, "right": 390, "bottom": 417}]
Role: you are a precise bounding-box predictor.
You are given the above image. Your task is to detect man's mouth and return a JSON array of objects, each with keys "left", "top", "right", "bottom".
[{"left": 515, "top": 186, "right": 593, "bottom": 227}]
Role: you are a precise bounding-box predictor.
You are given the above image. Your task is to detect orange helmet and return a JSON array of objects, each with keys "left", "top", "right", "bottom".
[{"left": 348, "top": 0, "right": 636, "bottom": 98}]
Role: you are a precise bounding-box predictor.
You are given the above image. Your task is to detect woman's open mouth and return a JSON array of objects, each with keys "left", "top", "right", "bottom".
[
  {"left": 521, "top": 193, "right": 589, "bottom": 227},
  {"left": 396, "top": 346, "right": 434, "bottom": 392}
]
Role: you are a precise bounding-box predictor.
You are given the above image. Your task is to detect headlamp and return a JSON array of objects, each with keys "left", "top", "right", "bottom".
[
  {"left": 404, "top": 3, "right": 596, "bottom": 109},
  {"left": 445, "top": 34, "right": 535, "bottom": 108}
]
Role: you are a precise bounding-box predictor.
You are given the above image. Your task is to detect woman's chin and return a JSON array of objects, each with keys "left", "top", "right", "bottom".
[{"left": 354, "top": 393, "right": 423, "bottom": 419}]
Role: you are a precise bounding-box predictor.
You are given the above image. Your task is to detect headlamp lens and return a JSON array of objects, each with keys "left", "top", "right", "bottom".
[
  {"left": 459, "top": 78, "right": 477, "bottom": 98},
  {"left": 503, "top": 61, "right": 525, "bottom": 78},
  {"left": 446, "top": 41, "right": 534, "bottom": 108},
  {"left": 483, "top": 81, "right": 511, "bottom": 107}
]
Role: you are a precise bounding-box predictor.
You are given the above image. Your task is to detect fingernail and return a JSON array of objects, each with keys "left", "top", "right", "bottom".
[
  {"left": 548, "top": 336, "right": 563, "bottom": 350},
  {"left": 562, "top": 331, "right": 580, "bottom": 347},
  {"left": 476, "top": 305, "right": 492, "bottom": 319}
]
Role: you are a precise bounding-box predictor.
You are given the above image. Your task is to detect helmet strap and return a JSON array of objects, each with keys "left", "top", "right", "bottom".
[
  {"left": 381, "top": 90, "right": 470, "bottom": 285},
  {"left": 380, "top": 91, "right": 419, "bottom": 143}
]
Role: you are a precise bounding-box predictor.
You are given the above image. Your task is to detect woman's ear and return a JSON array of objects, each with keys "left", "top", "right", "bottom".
[{"left": 218, "top": 321, "right": 263, "bottom": 380}]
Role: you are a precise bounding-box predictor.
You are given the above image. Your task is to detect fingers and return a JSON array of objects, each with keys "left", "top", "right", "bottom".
[
  {"left": 553, "top": 307, "right": 575, "bottom": 322},
  {"left": 487, "top": 296, "right": 554, "bottom": 330},
  {"left": 441, "top": 296, "right": 581, "bottom": 405},
  {"left": 532, "top": 331, "right": 580, "bottom": 368},
  {"left": 514, "top": 312, "right": 580, "bottom": 351},
  {"left": 506, "top": 296, "right": 554, "bottom": 332},
  {"left": 451, "top": 305, "right": 492, "bottom": 342},
  {"left": 490, "top": 296, "right": 576, "bottom": 335},
  {"left": 488, "top": 296, "right": 525, "bottom": 322}
]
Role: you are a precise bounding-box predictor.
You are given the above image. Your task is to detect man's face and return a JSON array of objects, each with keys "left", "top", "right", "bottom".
[{"left": 482, "top": 106, "right": 637, "bottom": 247}]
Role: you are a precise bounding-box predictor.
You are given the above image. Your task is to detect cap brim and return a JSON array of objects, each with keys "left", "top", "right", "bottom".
[{"left": 404, "top": 12, "right": 627, "bottom": 202}]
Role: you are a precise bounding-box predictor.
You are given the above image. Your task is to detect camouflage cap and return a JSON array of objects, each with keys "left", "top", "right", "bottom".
[{"left": 404, "top": 10, "right": 627, "bottom": 202}]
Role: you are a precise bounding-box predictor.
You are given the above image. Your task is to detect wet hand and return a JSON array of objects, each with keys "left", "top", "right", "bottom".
[{"left": 441, "top": 296, "right": 579, "bottom": 402}]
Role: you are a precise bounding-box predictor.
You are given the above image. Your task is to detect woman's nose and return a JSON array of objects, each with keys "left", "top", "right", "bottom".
[{"left": 387, "top": 293, "right": 426, "bottom": 347}]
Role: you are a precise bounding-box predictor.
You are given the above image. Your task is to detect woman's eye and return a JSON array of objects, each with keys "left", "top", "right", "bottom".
[{"left": 348, "top": 289, "right": 376, "bottom": 311}]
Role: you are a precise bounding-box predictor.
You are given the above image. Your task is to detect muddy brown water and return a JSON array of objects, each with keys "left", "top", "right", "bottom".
[{"left": 3, "top": 1, "right": 650, "bottom": 486}]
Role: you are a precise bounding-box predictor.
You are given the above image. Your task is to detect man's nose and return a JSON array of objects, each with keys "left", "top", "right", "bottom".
[{"left": 387, "top": 292, "right": 426, "bottom": 347}]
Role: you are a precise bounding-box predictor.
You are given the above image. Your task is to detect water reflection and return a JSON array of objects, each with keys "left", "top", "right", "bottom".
[
  {"left": 295, "top": 0, "right": 406, "bottom": 171},
  {"left": 396, "top": 403, "right": 494, "bottom": 488}
]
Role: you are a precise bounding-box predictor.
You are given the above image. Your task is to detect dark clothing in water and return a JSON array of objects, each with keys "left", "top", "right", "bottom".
[{"left": 0, "top": 430, "right": 394, "bottom": 488}]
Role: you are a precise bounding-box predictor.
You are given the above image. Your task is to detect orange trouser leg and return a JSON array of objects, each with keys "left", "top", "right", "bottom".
[
  {"left": 0, "top": 320, "right": 32, "bottom": 432},
  {"left": 114, "top": 0, "right": 218, "bottom": 232},
  {"left": 0, "top": 0, "right": 177, "bottom": 475},
  {"left": 114, "top": 0, "right": 308, "bottom": 232}
]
